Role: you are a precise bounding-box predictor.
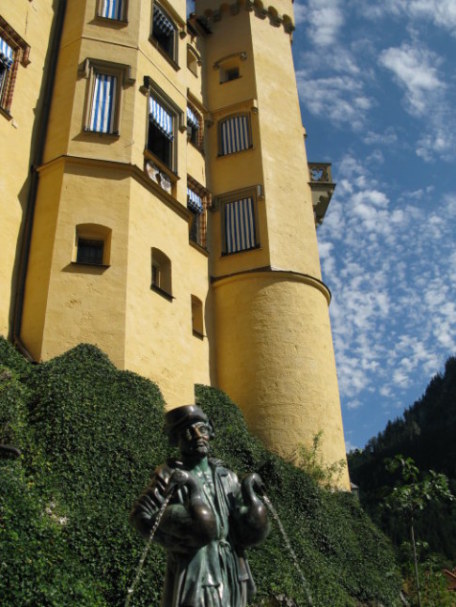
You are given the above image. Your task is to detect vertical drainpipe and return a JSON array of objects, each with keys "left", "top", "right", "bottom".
[{"left": 11, "top": 0, "right": 68, "bottom": 360}]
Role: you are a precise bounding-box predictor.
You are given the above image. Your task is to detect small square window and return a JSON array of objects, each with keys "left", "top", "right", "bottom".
[
  {"left": 220, "top": 66, "right": 239, "bottom": 83},
  {"left": 74, "top": 224, "right": 111, "bottom": 267},
  {"left": 77, "top": 239, "right": 104, "bottom": 265}
]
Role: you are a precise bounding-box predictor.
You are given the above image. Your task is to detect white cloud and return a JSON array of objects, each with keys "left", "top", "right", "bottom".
[
  {"left": 353, "top": 0, "right": 456, "bottom": 33},
  {"left": 293, "top": 1, "right": 307, "bottom": 25},
  {"left": 296, "top": 70, "right": 371, "bottom": 130},
  {"left": 379, "top": 43, "right": 445, "bottom": 116},
  {"left": 302, "top": 0, "right": 344, "bottom": 47},
  {"left": 319, "top": 149, "right": 456, "bottom": 419}
]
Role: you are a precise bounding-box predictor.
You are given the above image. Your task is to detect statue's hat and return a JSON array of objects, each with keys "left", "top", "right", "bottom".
[{"left": 164, "top": 404, "right": 208, "bottom": 445}]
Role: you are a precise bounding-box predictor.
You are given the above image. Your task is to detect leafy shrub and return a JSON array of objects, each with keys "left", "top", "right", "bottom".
[{"left": 0, "top": 339, "right": 402, "bottom": 606}]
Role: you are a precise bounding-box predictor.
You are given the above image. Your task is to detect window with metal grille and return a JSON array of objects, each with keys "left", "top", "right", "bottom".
[{"left": 77, "top": 239, "right": 104, "bottom": 265}]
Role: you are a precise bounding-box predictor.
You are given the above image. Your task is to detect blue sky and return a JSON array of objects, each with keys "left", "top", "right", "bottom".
[{"left": 292, "top": 0, "right": 456, "bottom": 451}]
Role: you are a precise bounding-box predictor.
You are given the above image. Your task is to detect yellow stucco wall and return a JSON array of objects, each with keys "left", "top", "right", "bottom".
[
  {"left": 8, "top": 0, "right": 348, "bottom": 487},
  {"left": 124, "top": 178, "right": 210, "bottom": 407},
  {"left": 0, "top": 1, "right": 55, "bottom": 337}
]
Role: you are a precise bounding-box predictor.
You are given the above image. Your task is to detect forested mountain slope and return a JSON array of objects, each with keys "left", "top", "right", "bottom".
[{"left": 348, "top": 356, "right": 456, "bottom": 560}]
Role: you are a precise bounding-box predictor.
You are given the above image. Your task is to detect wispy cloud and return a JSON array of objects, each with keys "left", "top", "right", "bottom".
[
  {"left": 318, "top": 153, "right": 456, "bottom": 415},
  {"left": 299, "top": 0, "right": 344, "bottom": 47},
  {"left": 379, "top": 43, "right": 445, "bottom": 116},
  {"left": 354, "top": 0, "right": 456, "bottom": 35}
]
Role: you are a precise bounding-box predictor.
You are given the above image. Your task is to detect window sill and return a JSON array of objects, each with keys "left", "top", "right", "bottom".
[
  {"left": 151, "top": 284, "right": 174, "bottom": 301},
  {"left": 189, "top": 239, "right": 209, "bottom": 256},
  {"left": 82, "top": 128, "right": 120, "bottom": 138},
  {"left": 144, "top": 149, "right": 179, "bottom": 181},
  {"left": 192, "top": 330, "right": 205, "bottom": 340},
  {"left": 188, "top": 139, "right": 205, "bottom": 155},
  {"left": 220, "top": 76, "right": 242, "bottom": 85},
  {"left": 221, "top": 244, "right": 260, "bottom": 257},
  {"left": 95, "top": 15, "right": 128, "bottom": 27},
  {"left": 149, "top": 37, "right": 180, "bottom": 71},
  {"left": 71, "top": 261, "right": 111, "bottom": 269},
  {"left": 0, "top": 106, "right": 13, "bottom": 121},
  {"left": 217, "top": 145, "right": 254, "bottom": 158}
]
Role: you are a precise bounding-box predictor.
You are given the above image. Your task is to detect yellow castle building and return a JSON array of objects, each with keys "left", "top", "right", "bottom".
[{"left": 0, "top": 0, "right": 349, "bottom": 488}]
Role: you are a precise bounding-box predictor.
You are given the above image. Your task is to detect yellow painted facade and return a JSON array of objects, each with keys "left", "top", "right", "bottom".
[{"left": 1, "top": 0, "right": 349, "bottom": 488}]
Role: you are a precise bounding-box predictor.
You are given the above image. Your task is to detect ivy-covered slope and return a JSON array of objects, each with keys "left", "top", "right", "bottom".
[{"left": 0, "top": 338, "right": 401, "bottom": 606}]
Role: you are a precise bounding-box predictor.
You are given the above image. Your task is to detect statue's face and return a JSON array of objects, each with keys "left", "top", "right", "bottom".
[{"left": 178, "top": 421, "right": 211, "bottom": 459}]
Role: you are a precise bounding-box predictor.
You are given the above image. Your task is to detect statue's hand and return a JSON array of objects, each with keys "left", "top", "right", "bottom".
[
  {"left": 165, "top": 469, "right": 190, "bottom": 496},
  {"left": 242, "top": 472, "right": 266, "bottom": 498}
]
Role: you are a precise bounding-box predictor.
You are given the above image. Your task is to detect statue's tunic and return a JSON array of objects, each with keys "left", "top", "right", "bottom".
[{"left": 131, "top": 458, "right": 256, "bottom": 607}]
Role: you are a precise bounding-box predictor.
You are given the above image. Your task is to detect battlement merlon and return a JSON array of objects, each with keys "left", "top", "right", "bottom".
[{"left": 194, "top": 0, "right": 296, "bottom": 33}]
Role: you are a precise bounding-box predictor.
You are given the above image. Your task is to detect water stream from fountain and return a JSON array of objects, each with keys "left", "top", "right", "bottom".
[
  {"left": 124, "top": 492, "right": 173, "bottom": 607},
  {"left": 263, "top": 494, "right": 314, "bottom": 606}
]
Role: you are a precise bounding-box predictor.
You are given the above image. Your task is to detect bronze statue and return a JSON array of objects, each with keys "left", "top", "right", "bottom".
[{"left": 130, "top": 404, "right": 269, "bottom": 606}]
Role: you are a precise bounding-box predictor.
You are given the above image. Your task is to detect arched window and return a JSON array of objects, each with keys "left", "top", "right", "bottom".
[
  {"left": 151, "top": 248, "right": 172, "bottom": 298},
  {"left": 191, "top": 295, "right": 204, "bottom": 337},
  {"left": 74, "top": 224, "right": 112, "bottom": 266},
  {"left": 187, "top": 46, "right": 199, "bottom": 77}
]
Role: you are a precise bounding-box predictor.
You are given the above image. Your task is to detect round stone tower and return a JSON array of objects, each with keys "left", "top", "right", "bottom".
[{"left": 197, "top": 0, "right": 350, "bottom": 488}]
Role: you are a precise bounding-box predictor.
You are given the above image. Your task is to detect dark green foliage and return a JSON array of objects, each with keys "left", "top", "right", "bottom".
[
  {"left": 197, "top": 385, "right": 401, "bottom": 606},
  {"left": 0, "top": 338, "right": 401, "bottom": 606},
  {"left": 348, "top": 356, "right": 456, "bottom": 561}
]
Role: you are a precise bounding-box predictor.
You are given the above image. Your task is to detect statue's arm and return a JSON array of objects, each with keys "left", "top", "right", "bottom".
[
  {"left": 130, "top": 467, "right": 217, "bottom": 551},
  {"left": 130, "top": 464, "right": 172, "bottom": 539},
  {"left": 231, "top": 472, "right": 270, "bottom": 548}
]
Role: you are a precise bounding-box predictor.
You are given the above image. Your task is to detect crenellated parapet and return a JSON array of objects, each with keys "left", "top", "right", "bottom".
[{"left": 193, "top": 0, "right": 295, "bottom": 34}]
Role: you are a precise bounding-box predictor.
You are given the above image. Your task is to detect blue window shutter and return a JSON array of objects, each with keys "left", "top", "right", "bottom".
[
  {"left": 186, "top": 106, "right": 200, "bottom": 129},
  {"left": 89, "top": 74, "right": 117, "bottom": 133},
  {"left": 224, "top": 197, "right": 256, "bottom": 253},
  {"left": 149, "top": 97, "right": 173, "bottom": 140},
  {"left": 220, "top": 115, "right": 250, "bottom": 155},
  {"left": 187, "top": 188, "right": 203, "bottom": 213},
  {"left": 0, "top": 36, "right": 14, "bottom": 69},
  {"left": 153, "top": 5, "right": 175, "bottom": 35},
  {"left": 100, "top": 0, "right": 123, "bottom": 20}
]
